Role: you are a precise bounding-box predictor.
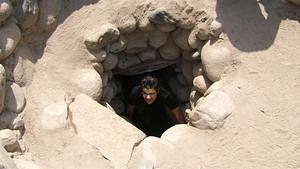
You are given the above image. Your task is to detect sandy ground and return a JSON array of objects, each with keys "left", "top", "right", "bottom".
[{"left": 20, "top": 0, "right": 300, "bottom": 168}]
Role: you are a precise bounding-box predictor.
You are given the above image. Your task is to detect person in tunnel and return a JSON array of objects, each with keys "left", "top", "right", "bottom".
[{"left": 127, "top": 75, "right": 186, "bottom": 137}]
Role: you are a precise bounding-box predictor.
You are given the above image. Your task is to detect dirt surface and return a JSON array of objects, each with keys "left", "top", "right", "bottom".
[{"left": 20, "top": 0, "right": 300, "bottom": 168}]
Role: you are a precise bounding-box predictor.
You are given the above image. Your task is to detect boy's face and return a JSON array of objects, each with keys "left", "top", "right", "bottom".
[{"left": 142, "top": 88, "right": 158, "bottom": 104}]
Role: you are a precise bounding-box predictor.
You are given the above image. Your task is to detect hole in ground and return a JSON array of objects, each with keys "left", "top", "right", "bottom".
[{"left": 109, "top": 65, "right": 191, "bottom": 137}]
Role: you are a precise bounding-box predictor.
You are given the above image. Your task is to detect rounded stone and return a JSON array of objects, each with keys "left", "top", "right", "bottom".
[
  {"left": 171, "top": 29, "right": 193, "bottom": 51},
  {"left": 40, "top": 101, "right": 68, "bottom": 130},
  {"left": 195, "top": 22, "right": 210, "bottom": 40},
  {"left": 124, "top": 30, "right": 148, "bottom": 53},
  {"left": 0, "top": 19, "right": 21, "bottom": 61},
  {"left": 102, "top": 53, "right": 118, "bottom": 71},
  {"left": 138, "top": 46, "right": 157, "bottom": 62},
  {"left": 0, "top": 0, "right": 12, "bottom": 23},
  {"left": 201, "top": 41, "right": 232, "bottom": 82},
  {"left": 158, "top": 38, "right": 181, "bottom": 60},
  {"left": 76, "top": 69, "right": 103, "bottom": 101},
  {"left": 108, "top": 35, "right": 127, "bottom": 53},
  {"left": 118, "top": 54, "right": 141, "bottom": 70},
  {"left": 209, "top": 20, "right": 223, "bottom": 37},
  {"left": 193, "top": 75, "right": 212, "bottom": 94},
  {"left": 5, "top": 82, "right": 26, "bottom": 113},
  {"left": 148, "top": 30, "right": 169, "bottom": 49}
]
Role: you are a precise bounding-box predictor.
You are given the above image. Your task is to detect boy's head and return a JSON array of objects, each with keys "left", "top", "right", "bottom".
[{"left": 141, "top": 75, "right": 159, "bottom": 104}]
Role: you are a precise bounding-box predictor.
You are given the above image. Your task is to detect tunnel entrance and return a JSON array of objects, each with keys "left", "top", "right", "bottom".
[{"left": 109, "top": 65, "right": 191, "bottom": 137}]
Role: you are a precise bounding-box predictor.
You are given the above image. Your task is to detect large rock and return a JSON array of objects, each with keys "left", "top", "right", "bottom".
[
  {"left": 74, "top": 69, "right": 103, "bottom": 101},
  {"left": 84, "top": 23, "right": 120, "bottom": 50},
  {"left": 0, "top": 144, "right": 18, "bottom": 169},
  {"left": 113, "top": 7, "right": 136, "bottom": 33},
  {"left": 0, "top": 0, "right": 12, "bottom": 23},
  {"left": 159, "top": 38, "right": 181, "bottom": 60},
  {"left": 40, "top": 101, "right": 68, "bottom": 130},
  {"left": 4, "top": 82, "right": 26, "bottom": 113},
  {"left": 189, "top": 91, "right": 235, "bottom": 129},
  {"left": 69, "top": 93, "right": 146, "bottom": 169},
  {"left": 148, "top": 30, "right": 169, "bottom": 49},
  {"left": 0, "top": 19, "right": 21, "bottom": 61},
  {"left": 36, "top": 0, "right": 61, "bottom": 32},
  {"left": 201, "top": 41, "right": 232, "bottom": 82},
  {"left": 0, "top": 64, "right": 5, "bottom": 113},
  {"left": 124, "top": 30, "right": 148, "bottom": 53},
  {"left": 137, "top": 136, "right": 197, "bottom": 169},
  {"left": 138, "top": 46, "right": 157, "bottom": 62},
  {"left": 0, "top": 129, "right": 19, "bottom": 152},
  {"left": 193, "top": 75, "right": 212, "bottom": 95},
  {"left": 171, "top": 29, "right": 193, "bottom": 51}
]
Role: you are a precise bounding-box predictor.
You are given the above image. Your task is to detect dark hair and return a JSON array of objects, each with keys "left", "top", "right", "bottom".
[{"left": 141, "top": 75, "right": 159, "bottom": 90}]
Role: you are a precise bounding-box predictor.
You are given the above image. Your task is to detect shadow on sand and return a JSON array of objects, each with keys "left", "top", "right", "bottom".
[{"left": 216, "top": 0, "right": 300, "bottom": 52}]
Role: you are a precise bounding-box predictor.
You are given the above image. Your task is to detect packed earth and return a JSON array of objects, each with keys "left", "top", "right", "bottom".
[{"left": 0, "top": 0, "right": 300, "bottom": 168}]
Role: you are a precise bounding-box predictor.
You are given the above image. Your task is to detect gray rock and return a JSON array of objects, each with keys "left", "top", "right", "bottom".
[
  {"left": 4, "top": 82, "right": 26, "bottom": 113},
  {"left": 189, "top": 91, "right": 235, "bottom": 129},
  {"left": 113, "top": 7, "right": 136, "bottom": 33},
  {"left": 201, "top": 41, "right": 232, "bottom": 82},
  {"left": 0, "top": 0, "right": 12, "bottom": 23},
  {"left": 84, "top": 23, "right": 120, "bottom": 50},
  {"left": 107, "top": 35, "right": 127, "bottom": 53},
  {"left": 148, "top": 30, "right": 169, "bottom": 49},
  {"left": 171, "top": 29, "right": 193, "bottom": 51},
  {"left": 69, "top": 93, "right": 146, "bottom": 169},
  {"left": 159, "top": 38, "right": 181, "bottom": 60},
  {"left": 102, "top": 53, "right": 118, "bottom": 71},
  {"left": 40, "top": 101, "right": 68, "bottom": 130},
  {"left": 118, "top": 54, "right": 141, "bottom": 70},
  {"left": 0, "top": 19, "right": 21, "bottom": 61},
  {"left": 148, "top": 9, "right": 177, "bottom": 25},
  {"left": 0, "top": 64, "right": 5, "bottom": 113},
  {"left": 138, "top": 47, "right": 157, "bottom": 62},
  {"left": 124, "top": 30, "right": 148, "bottom": 54}
]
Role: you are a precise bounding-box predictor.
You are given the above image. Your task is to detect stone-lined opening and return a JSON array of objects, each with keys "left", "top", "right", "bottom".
[{"left": 83, "top": 0, "right": 233, "bottom": 132}]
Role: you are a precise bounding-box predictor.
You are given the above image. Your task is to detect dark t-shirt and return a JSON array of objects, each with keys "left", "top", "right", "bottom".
[{"left": 128, "top": 86, "right": 179, "bottom": 137}]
